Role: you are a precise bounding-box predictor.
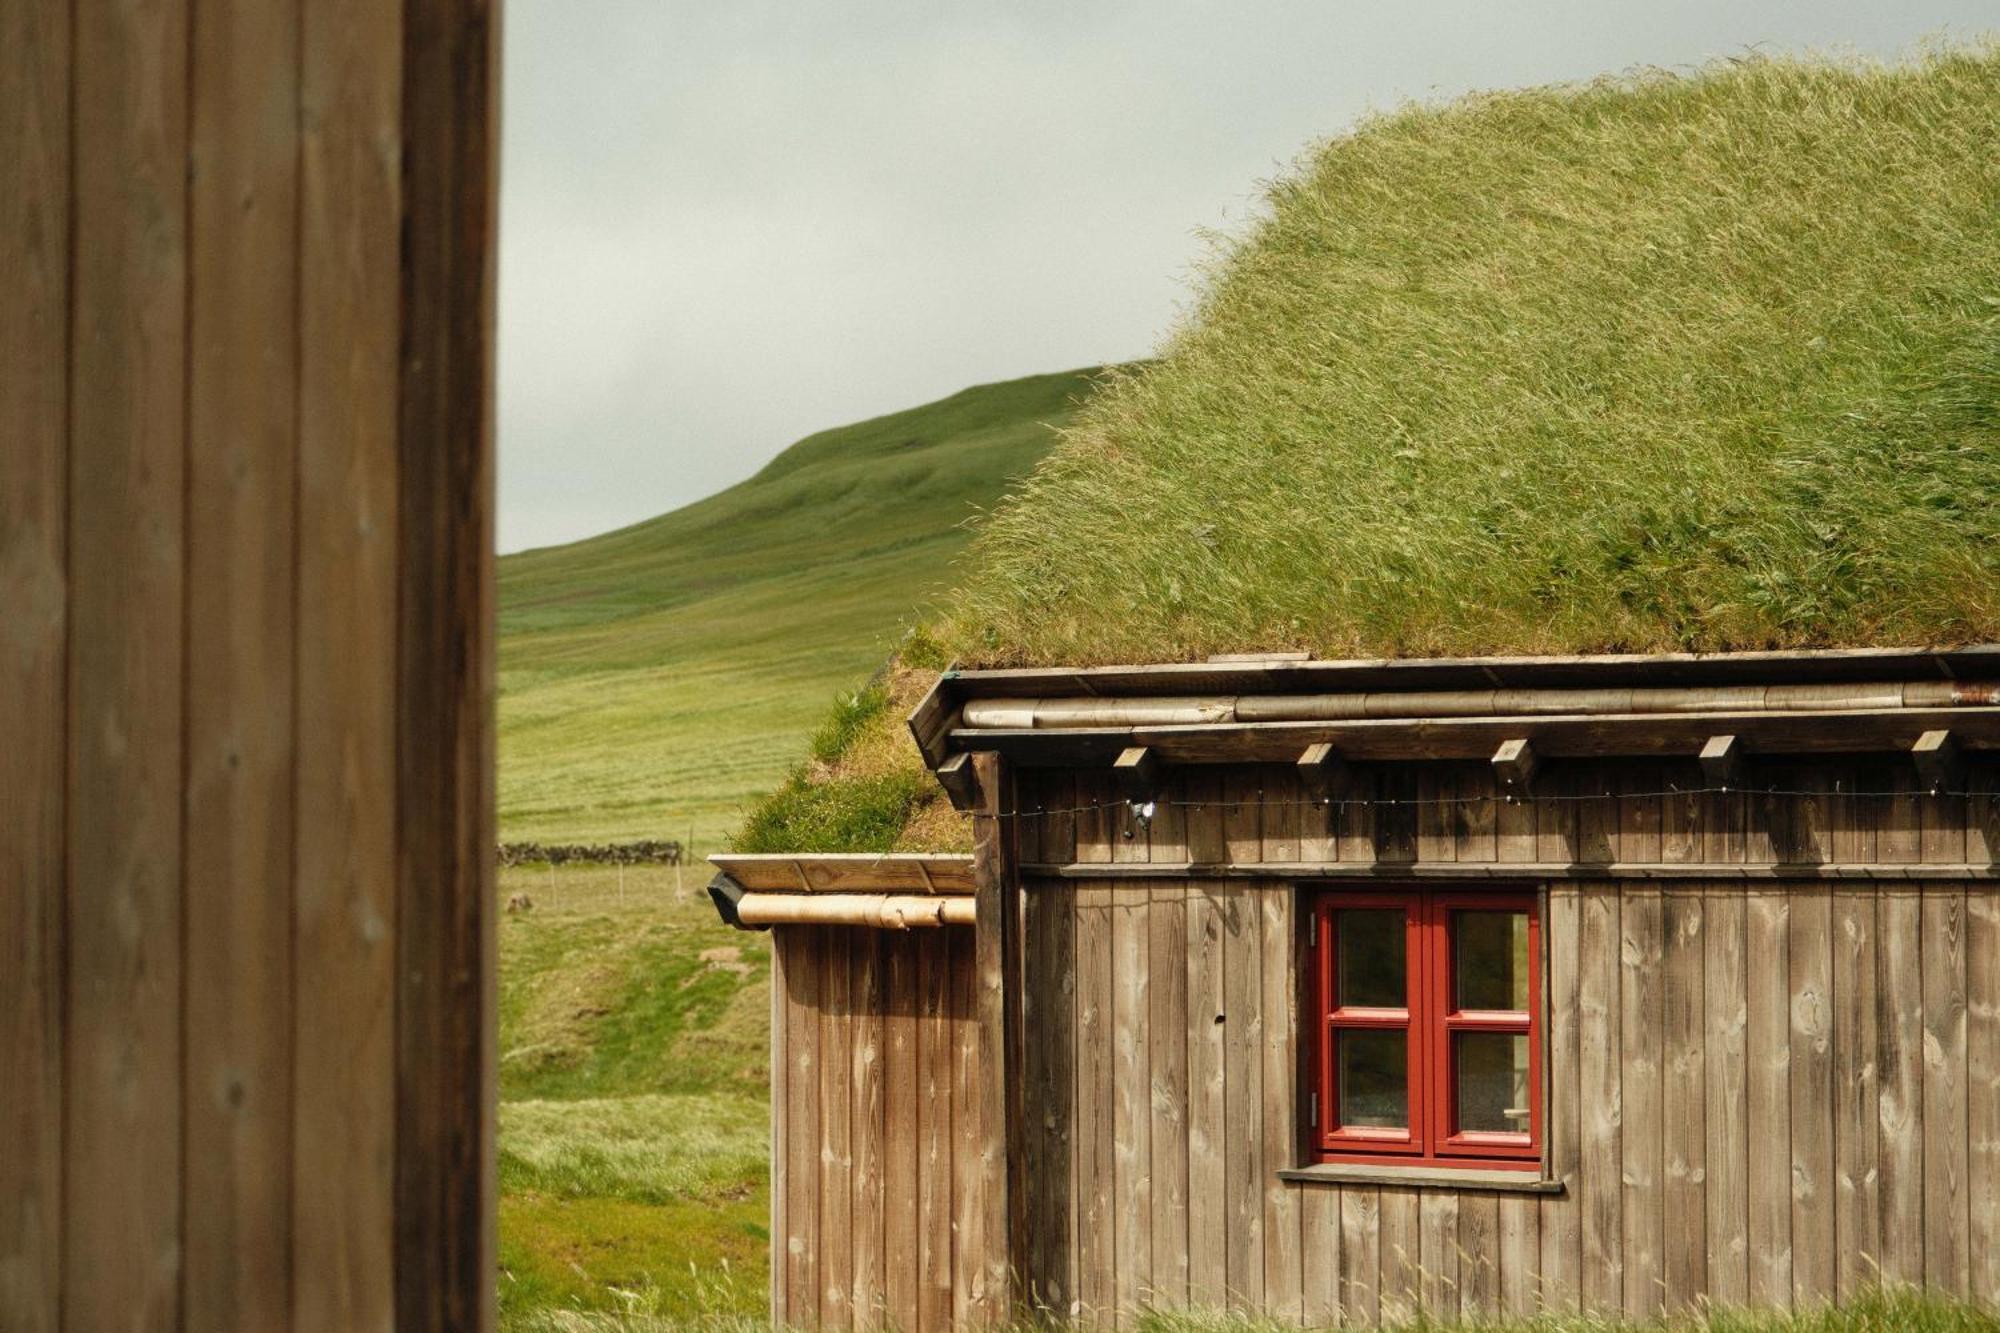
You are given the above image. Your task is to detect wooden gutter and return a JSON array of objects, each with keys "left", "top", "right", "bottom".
[{"left": 706, "top": 853, "right": 975, "bottom": 930}]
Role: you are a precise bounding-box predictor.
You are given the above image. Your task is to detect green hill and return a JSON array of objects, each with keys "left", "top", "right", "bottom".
[
  {"left": 497, "top": 366, "right": 1105, "bottom": 846},
  {"left": 951, "top": 48, "right": 2000, "bottom": 666}
]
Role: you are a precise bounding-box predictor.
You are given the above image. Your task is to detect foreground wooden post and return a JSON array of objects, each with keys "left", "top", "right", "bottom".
[
  {"left": 0, "top": 0, "right": 497, "bottom": 1326},
  {"left": 971, "top": 751, "right": 1023, "bottom": 1322}
]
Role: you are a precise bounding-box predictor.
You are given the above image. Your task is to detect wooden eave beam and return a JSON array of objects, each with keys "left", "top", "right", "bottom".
[
  {"left": 1912, "top": 729, "right": 1964, "bottom": 796},
  {"left": 1112, "top": 745, "right": 1159, "bottom": 802},
  {"left": 1295, "top": 741, "right": 1351, "bottom": 800},
  {"left": 935, "top": 751, "right": 979, "bottom": 811},
  {"left": 944, "top": 705, "right": 2000, "bottom": 768},
  {"left": 1699, "top": 734, "right": 1746, "bottom": 788},
  {"left": 1491, "top": 738, "right": 1537, "bottom": 799}
]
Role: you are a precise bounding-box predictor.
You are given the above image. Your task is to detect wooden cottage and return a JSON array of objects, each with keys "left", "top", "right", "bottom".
[{"left": 710, "top": 646, "right": 2000, "bottom": 1328}]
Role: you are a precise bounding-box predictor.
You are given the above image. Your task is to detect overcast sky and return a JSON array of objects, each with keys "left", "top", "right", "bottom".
[{"left": 497, "top": 2, "right": 1994, "bottom": 553}]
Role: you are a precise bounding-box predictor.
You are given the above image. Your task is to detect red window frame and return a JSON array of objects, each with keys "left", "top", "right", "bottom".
[{"left": 1310, "top": 887, "right": 1542, "bottom": 1170}]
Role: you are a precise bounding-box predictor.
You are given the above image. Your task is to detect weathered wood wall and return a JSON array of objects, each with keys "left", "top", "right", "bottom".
[
  {"left": 1002, "top": 760, "right": 2000, "bottom": 1325},
  {"left": 0, "top": 2, "right": 497, "bottom": 1328},
  {"left": 770, "top": 926, "right": 988, "bottom": 1331}
]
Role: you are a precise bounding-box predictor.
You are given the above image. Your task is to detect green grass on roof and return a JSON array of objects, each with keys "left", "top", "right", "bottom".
[{"left": 948, "top": 46, "right": 2000, "bottom": 667}]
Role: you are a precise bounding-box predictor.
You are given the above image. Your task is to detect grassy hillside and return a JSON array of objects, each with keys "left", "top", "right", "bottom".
[
  {"left": 498, "top": 367, "right": 1104, "bottom": 846},
  {"left": 949, "top": 48, "right": 2000, "bottom": 666}
]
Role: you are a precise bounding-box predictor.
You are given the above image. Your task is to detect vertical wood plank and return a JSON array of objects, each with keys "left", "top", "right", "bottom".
[
  {"left": 1788, "top": 886, "right": 1836, "bottom": 1306},
  {"left": 885, "top": 935, "right": 919, "bottom": 1332},
  {"left": 1619, "top": 887, "right": 1664, "bottom": 1318},
  {"left": 771, "top": 920, "right": 791, "bottom": 1322},
  {"left": 392, "top": 2, "right": 501, "bottom": 1324},
  {"left": 1224, "top": 770, "right": 1262, "bottom": 865},
  {"left": 1076, "top": 773, "right": 1114, "bottom": 866},
  {"left": 1578, "top": 887, "right": 1624, "bottom": 1313},
  {"left": 1576, "top": 771, "right": 1616, "bottom": 865},
  {"left": 1498, "top": 1194, "right": 1539, "bottom": 1318},
  {"left": 1875, "top": 886, "right": 1925, "bottom": 1288},
  {"left": 1375, "top": 768, "right": 1417, "bottom": 865},
  {"left": 1299, "top": 771, "right": 1336, "bottom": 865},
  {"left": 1377, "top": 1189, "right": 1421, "bottom": 1325},
  {"left": 1661, "top": 763, "right": 1704, "bottom": 866},
  {"left": 821, "top": 933, "right": 854, "bottom": 1328},
  {"left": 1221, "top": 882, "right": 1264, "bottom": 1311},
  {"left": 1661, "top": 890, "right": 1706, "bottom": 1312},
  {"left": 1456, "top": 764, "right": 1499, "bottom": 863},
  {"left": 851, "top": 932, "right": 885, "bottom": 1329},
  {"left": 293, "top": 0, "right": 401, "bottom": 1321},
  {"left": 1417, "top": 768, "right": 1455, "bottom": 864},
  {"left": 1150, "top": 773, "right": 1189, "bottom": 865},
  {"left": 1703, "top": 779, "right": 1748, "bottom": 867},
  {"left": 1075, "top": 882, "right": 1116, "bottom": 1326},
  {"left": 1339, "top": 1189, "right": 1380, "bottom": 1327},
  {"left": 1260, "top": 884, "right": 1302, "bottom": 1322},
  {"left": 1922, "top": 791, "right": 1968, "bottom": 867},
  {"left": 1497, "top": 773, "right": 1536, "bottom": 864},
  {"left": 1793, "top": 772, "right": 1832, "bottom": 865},
  {"left": 1186, "top": 880, "right": 1229, "bottom": 1310},
  {"left": 1536, "top": 766, "right": 1576, "bottom": 865},
  {"left": 0, "top": 0, "right": 70, "bottom": 1322},
  {"left": 1967, "top": 885, "right": 2000, "bottom": 1305},
  {"left": 1703, "top": 886, "right": 1751, "bottom": 1308},
  {"left": 951, "top": 928, "right": 982, "bottom": 1333},
  {"left": 1620, "top": 765, "right": 1664, "bottom": 865},
  {"left": 918, "top": 931, "right": 951, "bottom": 1333},
  {"left": 1418, "top": 1190, "right": 1459, "bottom": 1319},
  {"left": 1458, "top": 1191, "right": 1499, "bottom": 1319},
  {"left": 1539, "top": 886, "right": 1583, "bottom": 1313},
  {"left": 1263, "top": 771, "right": 1302, "bottom": 864},
  {"left": 787, "top": 930, "right": 824, "bottom": 1327},
  {"left": 1301, "top": 1186, "right": 1341, "bottom": 1326},
  {"left": 1831, "top": 888, "right": 1881, "bottom": 1303},
  {"left": 65, "top": 0, "right": 189, "bottom": 1321},
  {"left": 1112, "top": 882, "right": 1153, "bottom": 1315},
  {"left": 1880, "top": 768, "right": 1922, "bottom": 865},
  {"left": 1186, "top": 772, "right": 1226, "bottom": 868},
  {"left": 185, "top": 0, "right": 302, "bottom": 1318},
  {"left": 1150, "top": 882, "right": 1191, "bottom": 1308},
  {"left": 1041, "top": 772, "right": 1078, "bottom": 868},
  {"left": 1746, "top": 889, "right": 1794, "bottom": 1308},
  {"left": 970, "top": 751, "right": 1018, "bottom": 1321},
  {"left": 1024, "top": 881, "right": 1077, "bottom": 1317},
  {"left": 1922, "top": 886, "right": 1969, "bottom": 1296},
  {"left": 1338, "top": 768, "right": 1377, "bottom": 867}
]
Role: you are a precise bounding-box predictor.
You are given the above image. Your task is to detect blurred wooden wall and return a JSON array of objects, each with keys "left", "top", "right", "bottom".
[{"left": 0, "top": 0, "right": 498, "bottom": 1328}]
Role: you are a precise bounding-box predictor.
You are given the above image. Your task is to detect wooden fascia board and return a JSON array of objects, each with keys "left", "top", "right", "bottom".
[{"left": 945, "top": 705, "right": 2000, "bottom": 767}]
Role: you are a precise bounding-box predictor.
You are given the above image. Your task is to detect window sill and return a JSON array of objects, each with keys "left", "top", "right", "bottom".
[{"left": 1277, "top": 1163, "right": 1563, "bottom": 1195}]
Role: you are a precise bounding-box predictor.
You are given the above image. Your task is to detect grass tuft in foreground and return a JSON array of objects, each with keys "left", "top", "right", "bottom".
[{"left": 949, "top": 46, "right": 2000, "bottom": 665}]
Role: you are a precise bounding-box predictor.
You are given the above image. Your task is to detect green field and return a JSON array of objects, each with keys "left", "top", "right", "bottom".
[
  {"left": 497, "top": 863, "right": 771, "bottom": 1330},
  {"left": 498, "top": 367, "right": 1105, "bottom": 850}
]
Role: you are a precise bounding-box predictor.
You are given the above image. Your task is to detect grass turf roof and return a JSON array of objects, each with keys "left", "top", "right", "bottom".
[{"left": 945, "top": 46, "right": 2000, "bottom": 667}]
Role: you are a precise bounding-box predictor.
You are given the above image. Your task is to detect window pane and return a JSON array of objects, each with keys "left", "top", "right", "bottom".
[
  {"left": 1455, "top": 910, "right": 1529, "bottom": 1011},
  {"left": 1336, "top": 909, "right": 1405, "bottom": 1008},
  {"left": 1455, "top": 1032, "right": 1531, "bottom": 1134},
  {"left": 1336, "top": 1029, "right": 1408, "bottom": 1129}
]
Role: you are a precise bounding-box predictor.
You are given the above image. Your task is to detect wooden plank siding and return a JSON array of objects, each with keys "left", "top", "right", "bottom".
[
  {"left": 769, "top": 926, "right": 985, "bottom": 1333},
  {"left": 0, "top": 2, "right": 496, "bottom": 1329},
  {"left": 765, "top": 762, "right": 2000, "bottom": 1327}
]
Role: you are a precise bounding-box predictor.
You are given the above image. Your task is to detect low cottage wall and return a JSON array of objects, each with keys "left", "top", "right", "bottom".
[{"left": 765, "top": 758, "right": 2000, "bottom": 1328}]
